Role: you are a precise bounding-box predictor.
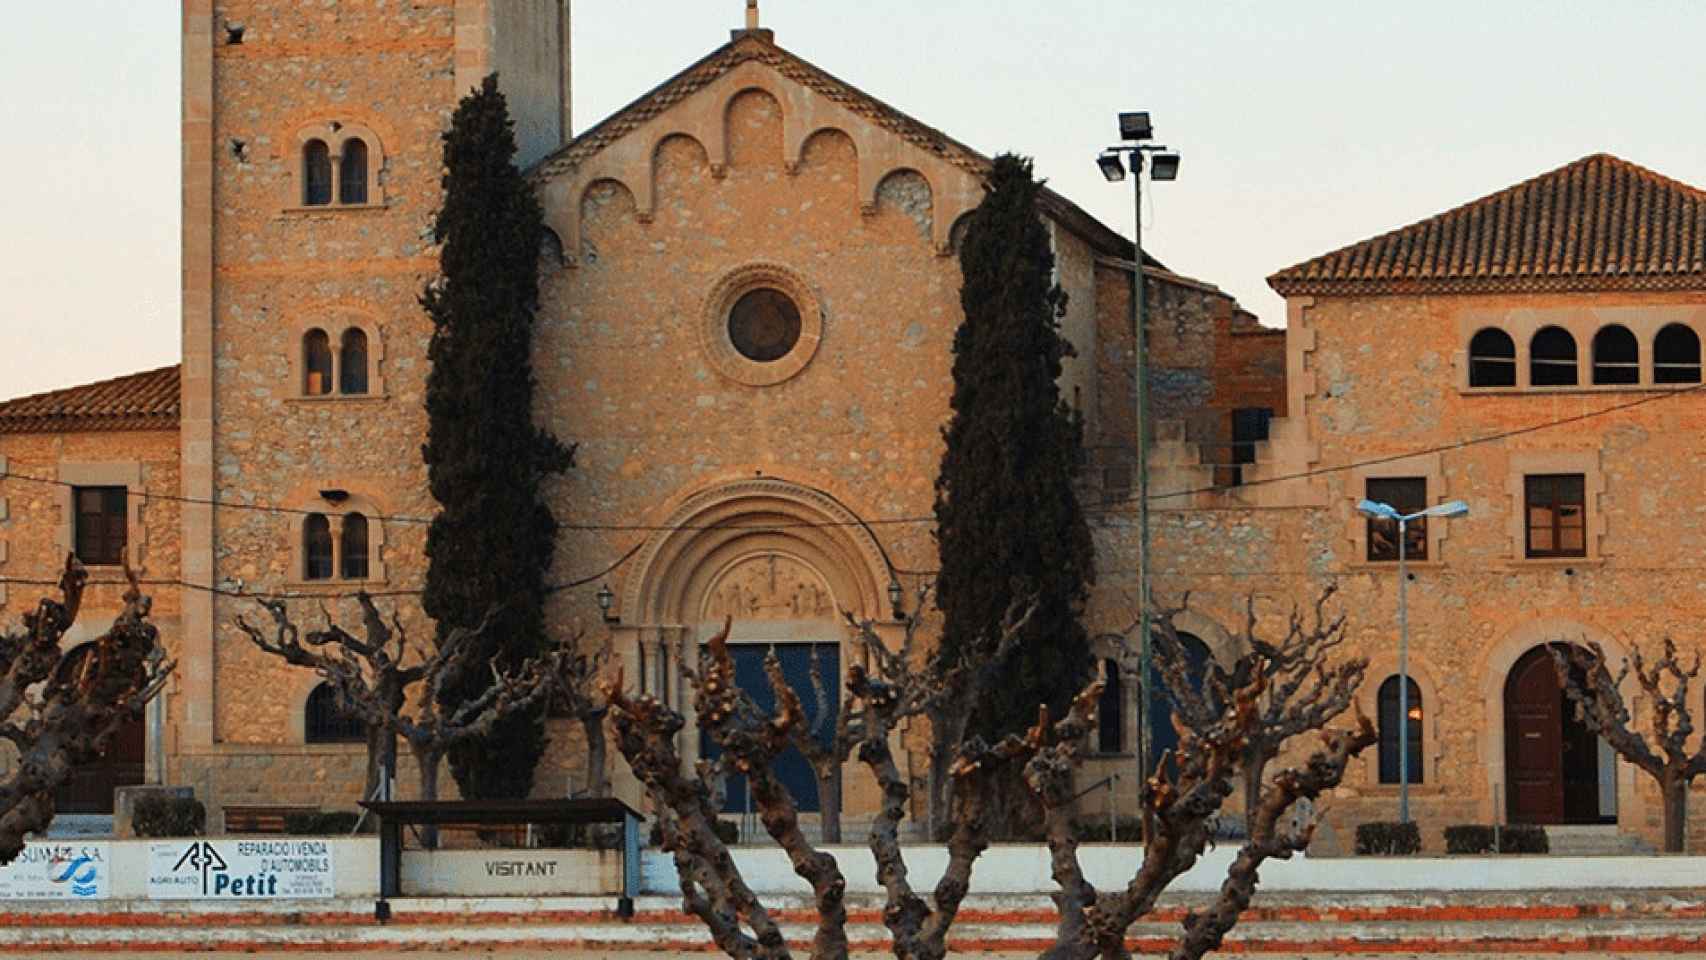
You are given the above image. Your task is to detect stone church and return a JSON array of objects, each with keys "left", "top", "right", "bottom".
[{"left": 3, "top": 1, "right": 1705, "bottom": 853}]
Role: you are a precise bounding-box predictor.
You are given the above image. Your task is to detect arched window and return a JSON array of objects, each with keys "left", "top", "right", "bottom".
[
  {"left": 303, "top": 329, "right": 333, "bottom": 396},
  {"left": 1377, "top": 675, "right": 1424, "bottom": 784},
  {"left": 338, "top": 138, "right": 368, "bottom": 205},
  {"left": 302, "top": 139, "right": 332, "bottom": 206},
  {"left": 1591, "top": 325, "right": 1639, "bottom": 385},
  {"left": 340, "top": 513, "right": 370, "bottom": 580},
  {"left": 1530, "top": 326, "right": 1579, "bottom": 386},
  {"left": 339, "top": 328, "right": 368, "bottom": 395},
  {"left": 305, "top": 682, "right": 366, "bottom": 743},
  {"left": 1096, "top": 658, "right": 1124, "bottom": 754},
  {"left": 303, "top": 513, "right": 333, "bottom": 580},
  {"left": 1149, "top": 632, "right": 1212, "bottom": 770},
  {"left": 1468, "top": 328, "right": 1517, "bottom": 387},
  {"left": 1654, "top": 324, "right": 1702, "bottom": 384}
]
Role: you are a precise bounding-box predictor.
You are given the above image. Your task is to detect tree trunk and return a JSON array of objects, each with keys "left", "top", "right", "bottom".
[
  {"left": 1242, "top": 754, "right": 1267, "bottom": 834},
  {"left": 416, "top": 745, "right": 443, "bottom": 850},
  {"left": 580, "top": 713, "right": 608, "bottom": 797},
  {"left": 1663, "top": 773, "right": 1688, "bottom": 854},
  {"left": 928, "top": 711, "right": 964, "bottom": 841},
  {"left": 819, "top": 761, "right": 842, "bottom": 844},
  {"left": 364, "top": 724, "right": 393, "bottom": 801}
]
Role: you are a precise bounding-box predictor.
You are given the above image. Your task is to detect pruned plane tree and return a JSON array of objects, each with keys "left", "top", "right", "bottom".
[
  {"left": 606, "top": 586, "right": 1374, "bottom": 960},
  {"left": 0, "top": 557, "right": 173, "bottom": 864}
]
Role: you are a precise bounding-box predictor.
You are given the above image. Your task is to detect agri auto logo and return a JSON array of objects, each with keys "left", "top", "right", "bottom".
[{"left": 49, "top": 855, "right": 99, "bottom": 898}]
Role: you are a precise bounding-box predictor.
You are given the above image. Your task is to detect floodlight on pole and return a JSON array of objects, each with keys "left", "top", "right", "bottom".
[
  {"left": 1358, "top": 497, "right": 1470, "bottom": 824},
  {"left": 1096, "top": 112, "right": 1181, "bottom": 816},
  {"left": 1150, "top": 152, "right": 1181, "bottom": 181},
  {"left": 1118, "top": 111, "right": 1153, "bottom": 141}
]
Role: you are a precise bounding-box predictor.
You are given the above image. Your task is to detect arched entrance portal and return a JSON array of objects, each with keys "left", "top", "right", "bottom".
[
  {"left": 1504, "top": 644, "right": 1613, "bottom": 824},
  {"left": 619, "top": 479, "right": 892, "bottom": 816}
]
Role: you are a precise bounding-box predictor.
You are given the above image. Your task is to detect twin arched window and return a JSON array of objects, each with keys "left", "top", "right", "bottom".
[
  {"left": 1469, "top": 323, "right": 1702, "bottom": 388},
  {"left": 301, "top": 136, "right": 373, "bottom": 207},
  {"left": 1377, "top": 675, "right": 1424, "bottom": 784},
  {"left": 302, "top": 327, "right": 370, "bottom": 396},
  {"left": 305, "top": 682, "right": 366, "bottom": 743},
  {"left": 303, "top": 511, "right": 373, "bottom": 582}
]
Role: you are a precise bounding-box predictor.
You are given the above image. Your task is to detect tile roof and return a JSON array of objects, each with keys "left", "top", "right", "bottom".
[
  {"left": 1268, "top": 154, "right": 1706, "bottom": 297},
  {"left": 0, "top": 365, "right": 180, "bottom": 434},
  {"left": 530, "top": 32, "right": 1146, "bottom": 263}
]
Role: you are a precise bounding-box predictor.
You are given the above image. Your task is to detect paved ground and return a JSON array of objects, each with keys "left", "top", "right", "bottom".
[{"left": 13, "top": 948, "right": 1692, "bottom": 954}]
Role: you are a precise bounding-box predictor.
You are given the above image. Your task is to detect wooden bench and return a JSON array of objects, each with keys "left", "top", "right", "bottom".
[
  {"left": 222, "top": 803, "right": 318, "bottom": 834},
  {"left": 361, "top": 798, "right": 643, "bottom": 914}
]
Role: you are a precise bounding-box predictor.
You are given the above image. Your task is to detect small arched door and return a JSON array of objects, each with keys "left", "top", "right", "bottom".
[
  {"left": 51, "top": 644, "right": 146, "bottom": 814},
  {"left": 1505, "top": 644, "right": 1604, "bottom": 824}
]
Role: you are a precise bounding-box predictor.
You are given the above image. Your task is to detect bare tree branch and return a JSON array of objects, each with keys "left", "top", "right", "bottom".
[
  {"left": 1553, "top": 638, "right": 1706, "bottom": 852},
  {"left": 0, "top": 558, "right": 173, "bottom": 864}
]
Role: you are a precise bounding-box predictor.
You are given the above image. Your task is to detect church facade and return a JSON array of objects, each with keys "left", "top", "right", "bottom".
[{"left": 3, "top": 2, "right": 1705, "bottom": 853}]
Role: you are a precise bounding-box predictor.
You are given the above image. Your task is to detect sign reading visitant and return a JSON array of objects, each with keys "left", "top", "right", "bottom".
[
  {"left": 0, "top": 842, "right": 110, "bottom": 900},
  {"left": 147, "top": 839, "right": 333, "bottom": 899}
]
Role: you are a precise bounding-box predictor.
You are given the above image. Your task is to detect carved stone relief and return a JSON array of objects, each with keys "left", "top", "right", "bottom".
[{"left": 704, "top": 553, "right": 834, "bottom": 621}]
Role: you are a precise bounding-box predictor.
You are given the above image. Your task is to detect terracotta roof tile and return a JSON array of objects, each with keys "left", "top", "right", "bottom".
[
  {"left": 0, "top": 365, "right": 180, "bottom": 434},
  {"left": 1268, "top": 154, "right": 1706, "bottom": 297}
]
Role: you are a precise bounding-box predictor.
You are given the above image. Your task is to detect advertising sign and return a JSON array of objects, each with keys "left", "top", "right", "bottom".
[
  {"left": 147, "top": 839, "right": 334, "bottom": 899},
  {"left": 0, "top": 842, "right": 110, "bottom": 900}
]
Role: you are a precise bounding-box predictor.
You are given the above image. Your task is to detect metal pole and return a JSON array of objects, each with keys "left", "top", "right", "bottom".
[
  {"left": 1133, "top": 156, "right": 1153, "bottom": 801},
  {"left": 1397, "top": 517, "right": 1410, "bottom": 824}
]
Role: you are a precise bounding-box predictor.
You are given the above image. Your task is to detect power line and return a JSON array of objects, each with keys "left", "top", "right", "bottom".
[
  {"left": 2, "top": 377, "right": 1700, "bottom": 541},
  {"left": 1134, "top": 379, "right": 1706, "bottom": 505},
  {"left": 0, "top": 539, "right": 647, "bottom": 604}
]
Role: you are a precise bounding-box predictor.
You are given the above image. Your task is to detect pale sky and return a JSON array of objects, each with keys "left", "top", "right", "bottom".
[{"left": 4, "top": 0, "right": 1705, "bottom": 401}]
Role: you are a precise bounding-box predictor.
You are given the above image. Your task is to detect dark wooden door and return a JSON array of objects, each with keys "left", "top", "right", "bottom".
[
  {"left": 701, "top": 642, "right": 839, "bottom": 814},
  {"left": 53, "top": 711, "right": 145, "bottom": 815},
  {"left": 1505, "top": 646, "right": 1564, "bottom": 824}
]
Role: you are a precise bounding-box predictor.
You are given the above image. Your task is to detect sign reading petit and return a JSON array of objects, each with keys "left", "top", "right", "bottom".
[
  {"left": 0, "top": 843, "right": 110, "bottom": 900},
  {"left": 147, "top": 839, "right": 334, "bottom": 899}
]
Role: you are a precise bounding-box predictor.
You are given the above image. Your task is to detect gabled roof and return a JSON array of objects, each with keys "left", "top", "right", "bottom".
[
  {"left": 0, "top": 365, "right": 180, "bottom": 434},
  {"left": 1269, "top": 154, "right": 1706, "bottom": 297},
  {"left": 530, "top": 31, "right": 1147, "bottom": 263}
]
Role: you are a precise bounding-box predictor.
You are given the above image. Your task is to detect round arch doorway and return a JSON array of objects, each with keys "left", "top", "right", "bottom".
[
  {"left": 50, "top": 642, "right": 146, "bottom": 814},
  {"left": 1504, "top": 643, "right": 1615, "bottom": 825}
]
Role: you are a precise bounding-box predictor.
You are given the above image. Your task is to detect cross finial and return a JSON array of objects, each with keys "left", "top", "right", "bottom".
[{"left": 746, "top": 0, "right": 760, "bottom": 30}]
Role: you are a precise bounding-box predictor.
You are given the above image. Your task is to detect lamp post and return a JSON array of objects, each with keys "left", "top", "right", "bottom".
[
  {"left": 1356, "top": 497, "right": 1469, "bottom": 823},
  {"left": 1098, "top": 113, "right": 1180, "bottom": 793}
]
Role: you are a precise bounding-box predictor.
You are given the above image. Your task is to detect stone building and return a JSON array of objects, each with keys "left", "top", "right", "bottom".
[
  {"left": 3, "top": 1, "right": 1275, "bottom": 830},
  {"left": 1142, "top": 152, "right": 1706, "bottom": 853},
  {"left": 6, "top": 2, "right": 1704, "bottom": 856}
]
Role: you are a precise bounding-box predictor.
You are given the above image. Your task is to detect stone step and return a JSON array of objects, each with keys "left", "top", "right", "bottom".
[
  {"left": 1544, "top": 825, "right": 1656, "bottom": 856},
  {"left": 4, "top": 892, "right": 1705, "bottom": 953}
]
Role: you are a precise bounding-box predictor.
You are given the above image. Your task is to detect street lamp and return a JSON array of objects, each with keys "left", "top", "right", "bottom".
[
  {"left": 1097, "top": 113, "right": 1181, "bottom": 795},
  {"left": 1356, "top": 498, "right": 1469, "bottom": 823}
]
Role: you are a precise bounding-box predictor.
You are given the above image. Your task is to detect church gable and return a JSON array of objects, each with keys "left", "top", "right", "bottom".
[{"left": 533, "top": 31, "right": 1121, "bottom": 264}]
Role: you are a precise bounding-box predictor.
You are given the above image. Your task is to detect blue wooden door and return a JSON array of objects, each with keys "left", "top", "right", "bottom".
[{"left": 701, "top": 643, "right": 840, "bottom": 813}]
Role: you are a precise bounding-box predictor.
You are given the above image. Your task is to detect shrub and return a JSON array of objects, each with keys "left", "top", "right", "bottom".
[
  {"left": 1443, "top": 823, "right": 1549, "bottom": 854},
  {"left": 283, "top": 811, "right": 366, "bottom": 835},
  {"left": 1500, "top": 824, "right": 1548, "bottom": 854},
  {"left": 648, "top": 818, "right": 739, "bottom": 848},
  {"left": 1444, "top": 824, "right": 1494, "bottom": 854},
  {"left": 1071, "top": 816, "right": 1147, "bottom": 843},
  {"left": 1354, "top": 821, "right": 1420, "bottom": 856},
  {"left": 132, "top": 796, "right": 206, "bottom": 838},
  {"left": 536, "top": 823, "right": 623, "bottom": 850}
]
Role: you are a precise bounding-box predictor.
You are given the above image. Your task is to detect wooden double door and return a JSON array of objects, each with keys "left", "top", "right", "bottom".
[{"left": 1505, "top": 644, "right": 1606, "bottom": 825}]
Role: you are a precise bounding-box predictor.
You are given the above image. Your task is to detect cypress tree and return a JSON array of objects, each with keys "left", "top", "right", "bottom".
[
  {"left": 421, "top": 75, "right": 575, "bottom": 799},
  {"left": 934, "top": 153, "right": 1095, "bottom": 744}
]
